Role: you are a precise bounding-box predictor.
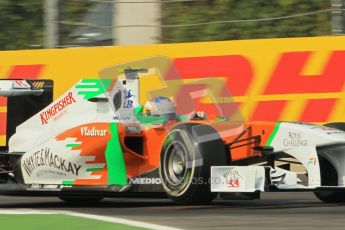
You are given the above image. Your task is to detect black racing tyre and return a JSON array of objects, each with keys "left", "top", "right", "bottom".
[
  {"left": 314, "top": 122, "right": 345, "bottom": 203},
  {"left": 314, "top": 191, "right": 345, "bottom": 203},
  {"left": 159, "top": 123, "right": 228, "bottom": 204},
  {"left": 59, "top": 196, "right": 104, "bottom": 203}
]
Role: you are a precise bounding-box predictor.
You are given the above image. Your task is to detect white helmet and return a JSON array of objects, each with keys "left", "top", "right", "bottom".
[{"left": 143, "top": 96, "right": 176, "bottom": 120}]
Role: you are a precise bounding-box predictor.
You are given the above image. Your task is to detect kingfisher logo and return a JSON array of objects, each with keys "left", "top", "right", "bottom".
[{"left": 40, "top": 92, "right": 76, "bottom": 125}]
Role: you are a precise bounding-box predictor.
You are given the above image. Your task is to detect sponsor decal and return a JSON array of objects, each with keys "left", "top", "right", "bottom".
[
  {"left": 2, "top": 47, "right": 345, "bottom": 124},
  {"left": 283, "top": 132, "right": 308, "bottom": 147},
  {"left": 27, "top": 184, "right": 71, "bottom": 190},
  {"left": 22, "top": 148, "right": 82, "bottom": 177},
  {"left": 43, "top": 184, "right": 59, "bottom": 189},
  {"left": 80, "top": 127, "right": 107, "bottom": 137},
  {"left": 129, "top": 177, "right": 161, "bottom": 185},
  {"left": 29, "top": 184, "right": 42, "bottom": 189},
  {"left": 125, "top": 126, "right": 142, "bottom": 135},
  {"left": 40, "top": 92, "right": 76, "bottom": 125},
  {"left": 113, "top": 115, "right": 131, "bottom": 121},
  {"left": 307, "top": 157, "right": 317, "bottom": 166},
  {"left": 123, "top": 89, "right": 134, "bottom": 108},
  {"left": 223, "top": 169, "right": 242, "bottom": 188}
]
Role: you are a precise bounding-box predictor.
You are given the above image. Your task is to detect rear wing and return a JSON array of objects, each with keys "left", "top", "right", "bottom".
[{"left": 0, "top": 79, "right": 53, "bottom": 151}]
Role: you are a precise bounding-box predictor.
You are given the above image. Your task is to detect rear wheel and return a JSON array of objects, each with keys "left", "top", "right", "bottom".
[
  {"left": 159, "top": 123, "right": 228, "bottom": 204},
  {"left": 314, "top": 122, "right": 345, "bottom": 203}
]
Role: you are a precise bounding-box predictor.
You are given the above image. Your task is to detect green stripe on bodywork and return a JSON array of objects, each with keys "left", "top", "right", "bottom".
[
  {"left": 62, "top": 180, "right": 74, "bottom": 185},
  {"left": 266, "top": 122, "right": 282, "bottom": 146},
  {"left": 216, "top": 117, "right": 229, "bottom": 121},
  {"left": 66, "top": 143, "right": 80, "bottom": 148},
  {"left": 133, "top": 105, "right": 167, "bottom": 124},
  {"left": 86, "top": 167, "right": 104, "bottom": 172},
  {"left": 105, "top": 123, "right": 127, "bottom": 185},
  {"left": 75, "top": 79, "right": 112, "bottom": 100},
  {"left": 176, "top": 115, "right": 188, "bottom": 121}
]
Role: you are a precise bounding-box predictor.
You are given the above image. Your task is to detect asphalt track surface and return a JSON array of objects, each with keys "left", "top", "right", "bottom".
[{"left": 0, "top": 192, "right": 345, "bottom": 230}]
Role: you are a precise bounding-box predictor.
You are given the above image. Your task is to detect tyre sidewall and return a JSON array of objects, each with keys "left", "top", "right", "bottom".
[{"left": 160, "top": 123, "right": 227, "bottom": 204}]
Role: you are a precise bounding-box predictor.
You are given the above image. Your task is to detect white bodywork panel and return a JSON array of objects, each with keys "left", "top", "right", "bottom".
[
  {"left": 211, "top": 166, "right": 299, "bottom": 192},
  {"left": 211, "top": 166, "right": 266, "bottom": 192},
  {"left": 9, "top": 78, "right": 141, "bottom": 185},
  {"left": 269, "top": 122, "right": 345, "bottom": 189},
  {"left": 0, "top": 80, "right": 43, "bottom": 96},
  {"left": 8, "top": 78, "right": 140, "bottom": 153},
  {"left": 284, "top": 147, "right": 321, "bottom": 187},
  {"left": 269, "top": 122, "right": 345, "bottom": 151},
  {"left": 108, "top": 79, "right": 139, "bottom": 123},
  {"left": 9, "top": 83, "right": 109, "bottom": 153},
  {"left": 20, "top": 139, "right": 105, "bottom": 184},
  {"left": 212, "top": 122, "right": 345, "bottom": 193}
]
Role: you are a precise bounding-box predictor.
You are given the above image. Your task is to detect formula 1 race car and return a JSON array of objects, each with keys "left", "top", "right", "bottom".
[{"left": 1, "top": 56, "right": 345, "bottom": 204}]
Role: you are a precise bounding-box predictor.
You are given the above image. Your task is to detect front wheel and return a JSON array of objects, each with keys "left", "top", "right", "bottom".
[
  {"left": 159, "top": 123, "right": 228, "bottom": 204},
  {"left": 314, "top": 122, "right": 345, "bottom": 203},
  {"left": 314, "top": 191, "right": 345, "bottom": 203}
]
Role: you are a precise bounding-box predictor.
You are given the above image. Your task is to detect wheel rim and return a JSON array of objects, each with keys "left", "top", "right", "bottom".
[
  {"left": 163, "top": 140, "right": 191, "bottom": 191},
  {"left": 160, "top": 129, "right": 196, "bottom": 197},
  {"left": 166, "top": 141, "right": 188, "bottom": 187}
]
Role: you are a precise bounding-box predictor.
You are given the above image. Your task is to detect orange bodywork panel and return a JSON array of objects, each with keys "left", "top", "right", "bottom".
[
  {"left": 55, "top": 120, "right": 278, "bottom": 186},
  {"left": 56, "top": 123, "right": 112, "bottom": 186},
  {"left": 118, "top": 124, "right": 168, "bottom": 178},
  {"left": 225, "top": 121, "right": 277, "bottom": 161}
]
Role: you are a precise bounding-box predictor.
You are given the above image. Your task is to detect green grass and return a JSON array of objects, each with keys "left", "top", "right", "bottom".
[{"left": 0, "top": 214, "right": 149, "bottom": 230}]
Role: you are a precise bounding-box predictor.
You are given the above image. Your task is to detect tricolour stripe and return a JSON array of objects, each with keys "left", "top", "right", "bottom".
[
  {"left": 66, "top": 143, "right": 81, "bottom": 148},
  {"left": 266, "top": 121, "right": 282, "bottom": 146},
  {"left": 62, "top": 180, "right": 74, "bottom": 185},
  {"left": 105, "top": 123, "right": 127, "bottom": 185}
]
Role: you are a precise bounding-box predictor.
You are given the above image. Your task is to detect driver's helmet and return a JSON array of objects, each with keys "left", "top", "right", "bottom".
[{"left": 143, "top": 96, "right": 176, "bottom": 120}]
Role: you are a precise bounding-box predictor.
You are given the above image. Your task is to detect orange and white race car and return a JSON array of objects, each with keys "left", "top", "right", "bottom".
[{"left": 0, "top": 56, "right": 345, "bottom": 204}]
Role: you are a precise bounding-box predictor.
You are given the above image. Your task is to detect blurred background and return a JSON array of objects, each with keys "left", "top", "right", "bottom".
[{"left": 0, "top": 0, "right": 343, "bottom": 50}]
